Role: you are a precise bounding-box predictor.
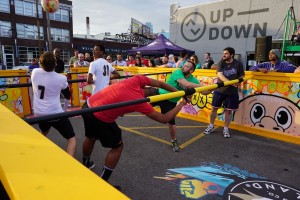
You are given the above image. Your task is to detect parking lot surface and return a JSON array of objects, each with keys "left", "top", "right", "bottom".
[{"left": 35, "top": 113, "right": 300, "bottom": 200}]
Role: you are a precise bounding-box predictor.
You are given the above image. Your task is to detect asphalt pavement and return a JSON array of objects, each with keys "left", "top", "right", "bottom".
[{"left": 31, "top": 112, "right": 300, "bottom": 200}]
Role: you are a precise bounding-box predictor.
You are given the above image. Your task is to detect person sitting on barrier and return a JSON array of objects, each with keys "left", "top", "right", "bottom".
[
  {"left": 249, "top": 49, "right": 297, "bottom": 73},
  {"left": 81, "top": 75, "right": 194, "bottom": 182},
  {"left": 146, "top": 60, "right": 203, "bottom": 152},
  {"left": 87, "top": 45, "right": 120, "bottom": 95},
  {"left": 31, "top": 52, "right": 76, "bottom": 156},
  {"left": 204, "top": 47, "right": 244, "bottom": 138},
  {"left": 28, "top": 58, "right": 40, "bottom": 73}
]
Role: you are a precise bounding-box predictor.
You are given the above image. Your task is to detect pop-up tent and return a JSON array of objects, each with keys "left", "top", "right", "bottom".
[{"left": 127, "top": 34, "right": 195, "bottom": 56}]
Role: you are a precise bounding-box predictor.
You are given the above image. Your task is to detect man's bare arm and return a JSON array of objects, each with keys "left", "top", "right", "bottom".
[
  {"left": 110, "top": 70, "right": 120, "bottom": 79},
  {"left": 87, "top": 73, "right": 94, "bottom": 84}
]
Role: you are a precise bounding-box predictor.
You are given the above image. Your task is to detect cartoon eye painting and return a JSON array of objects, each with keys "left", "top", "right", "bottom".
[{"left": 234, "top": 94, "right": 300, "bottom": 135}]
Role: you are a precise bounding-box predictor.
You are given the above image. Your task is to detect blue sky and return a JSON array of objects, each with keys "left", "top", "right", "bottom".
[{"left": 71, "top": 0, "right": 217, "bottom": 35}]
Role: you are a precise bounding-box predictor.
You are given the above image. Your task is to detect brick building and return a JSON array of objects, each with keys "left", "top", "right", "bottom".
[
  {"left": 0, "top": 0, "right": 138, "bottom": 69},
  {"left": 0, "top": 0, "right": 73, "bottom": 68}
]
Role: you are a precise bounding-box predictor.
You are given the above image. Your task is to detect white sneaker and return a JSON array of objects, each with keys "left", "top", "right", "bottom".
[
  {"left": 204, "top": 125, "right": 214, "bottom": 135},
  {"left": 223, "top": 128, "right": 231, "bottom": 138}
]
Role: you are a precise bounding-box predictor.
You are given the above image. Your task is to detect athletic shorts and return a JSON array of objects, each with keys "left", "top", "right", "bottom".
[
  {"left": 151, "top": 98, "right": 177, "bottom": 125},
  {"left": 82, "top": 102, "right": 122, "bottom": 148},
  {"left": 39, "top": 118, "right": 75, "bottom": 139},
  {"left": 211, "top": 90, "right": 239, "bottom": 110}
]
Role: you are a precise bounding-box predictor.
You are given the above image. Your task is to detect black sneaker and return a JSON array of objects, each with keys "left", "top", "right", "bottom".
[
  {"left": 84, "top": 161, "right": 95, "bottom": 169},
  {"left": 172, "top": 140, "right": 180, "bottom": 152}
]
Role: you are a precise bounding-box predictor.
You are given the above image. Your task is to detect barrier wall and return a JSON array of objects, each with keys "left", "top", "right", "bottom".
[
  {"left": 69, "top": 67, "right": 300, "bottom": 144},
  {"left": 183, "top": 70, "right": 300, "bottom": 144},
  {"left": 0, "top": 104, "right": 129, "bottom": 199},
  {"left": 0, "top": 70, "right": 31, "bottom": 117},
  {"left": 1, "top": 68, "right": 300, "bottom": 144}
]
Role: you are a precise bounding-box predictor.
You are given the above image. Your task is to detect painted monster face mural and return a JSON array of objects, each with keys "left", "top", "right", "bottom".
[{"left": 234, "top": 94, "right": 300, "bottom": 135}]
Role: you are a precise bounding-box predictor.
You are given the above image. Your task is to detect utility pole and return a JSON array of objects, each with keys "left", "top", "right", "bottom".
[
  {"left": 35, "top": 0, "right": 42, "bottom": 57},
  {"left": 0, "top": 41, "right": 2, "bottom": 64},
  {"left": 46, "top": 12, "right": 52, "bottom": 52}
]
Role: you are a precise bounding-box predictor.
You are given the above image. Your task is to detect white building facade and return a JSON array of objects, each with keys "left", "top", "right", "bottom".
[{"left": 169, "top": 0, "right": 299, "bottom": 68}]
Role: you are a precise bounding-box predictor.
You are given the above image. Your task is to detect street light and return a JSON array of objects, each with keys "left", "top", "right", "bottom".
[
  {"left": 46, "top": 12, "right": 52, "bottom": 52},
  {"left": 35, "top": 0, "right": 42, "bottom": 57}
]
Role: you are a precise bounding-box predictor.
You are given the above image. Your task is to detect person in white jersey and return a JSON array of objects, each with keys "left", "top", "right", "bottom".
[
  {"left": 87, "top": 44, "right": 120, "bottom": 95},
  {"left": 31, "top": 52, "right": 76, "bottom": 157}
]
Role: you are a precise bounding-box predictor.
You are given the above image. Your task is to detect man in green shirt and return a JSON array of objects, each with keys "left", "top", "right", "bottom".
[
  {"left": 150, "top": 60, "right": 202, "bottom": 152},
  {"left": 69, "top": 49, "right": 79, "bottom": 69}
]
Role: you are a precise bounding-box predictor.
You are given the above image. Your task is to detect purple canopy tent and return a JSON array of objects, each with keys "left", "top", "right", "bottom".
[{"left": 127, "top": 34, "right": 195, "bottom": 56}]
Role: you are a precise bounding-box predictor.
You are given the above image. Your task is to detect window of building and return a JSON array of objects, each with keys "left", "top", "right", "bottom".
[
  {"left": 16, "top": 24, "right": 25, "bottom": 38},
  {"left": 3, "top": 46, "right": 14, "bottom": 68},
  {"left": 0, "top": 0, "right": 10, "bottom": 13},
  {"left": 60, "top": 49, "right": 70, "bottom": 64},
  {"left": 18, "top": 46, "right": 69, "bottom": 65},
  {"left": 16, "top": 23, "right": 44, "bottom": 40},
  {"left": 50, "top": 28, "right": 70, "bottom": 42},
  {"left": 26, "top": 25, "right": 35, "bottom": 39},
  {"left": 0, "top": 21, "right": 11, "bottom": 37},
  {"left": 15, "top": 0, "right": 43, "bottom": 18},
  {"left": 25, "top": 1, "right": 33, "bottom": 16},
  {"left": 49, "top": 8, "right": 69, "bottom": 22},
  {"left": 62, "top": 29, "right": 70, "bottom": 42},
  {"left": 61, "top": 9, "right": 69, "bottom": 22},
  {"left": 18, "top": 46, "right": 42, "bottom": 63},
  {"left": 54, "top": 8, "right": 61, "bottom": 21},
  {"left": 55, "top": 28, "right": 61, "bottom": 41}
]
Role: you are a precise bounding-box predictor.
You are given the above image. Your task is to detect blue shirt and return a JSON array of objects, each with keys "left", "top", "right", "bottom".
[
  {"left": 250, "top": 61, "right": 296, "bottom": 73},
  {"left": 29, "top": 64, "right": 40, "bottom": 70}
]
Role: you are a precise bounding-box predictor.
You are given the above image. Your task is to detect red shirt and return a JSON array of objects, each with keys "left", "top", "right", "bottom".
[
  {"left": 88, "top": 75, "right": 154, "bottom": 122},
  {"left": 127, "top": 60, "right": 136, "bottom": 66},
  {"left": 141, "top": 58, "right": 148, "bottom": 66}
]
